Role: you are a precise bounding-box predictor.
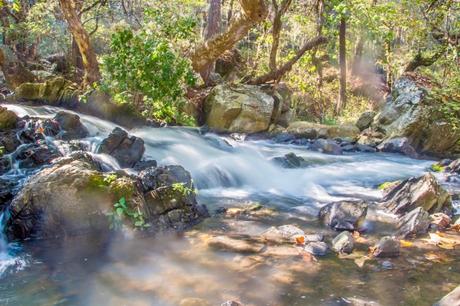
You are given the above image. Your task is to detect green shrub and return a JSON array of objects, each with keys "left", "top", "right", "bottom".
[{"left": 101, "top": 25, "right": 196, "bottom": 125}]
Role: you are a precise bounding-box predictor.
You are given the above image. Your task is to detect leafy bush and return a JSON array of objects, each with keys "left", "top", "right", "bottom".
[{"left": 101, "top": 25, "right": 196, "bottom": 125}]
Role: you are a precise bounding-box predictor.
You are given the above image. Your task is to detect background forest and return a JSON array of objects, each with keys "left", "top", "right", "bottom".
[{"left": 0, "top": 0, "right": 458, "bottom": 126}]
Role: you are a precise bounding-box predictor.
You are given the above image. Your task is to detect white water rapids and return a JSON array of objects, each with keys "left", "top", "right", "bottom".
[{"left": 0, "top": 103, "right": 437, "bottom": 278}]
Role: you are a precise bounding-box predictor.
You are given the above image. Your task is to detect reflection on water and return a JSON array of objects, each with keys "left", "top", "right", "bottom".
[{"left": 0, "top": 104, "right": 459, "bottom": 305}]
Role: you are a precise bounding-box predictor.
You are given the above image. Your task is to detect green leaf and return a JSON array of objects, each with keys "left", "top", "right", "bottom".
[{"left": 116, "top": 207, "right": 124, "bottom": 216}]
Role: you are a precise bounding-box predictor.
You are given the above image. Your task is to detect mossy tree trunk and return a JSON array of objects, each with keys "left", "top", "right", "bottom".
[{"left": 59, "top": 0, "right": 101, "bottom": 86}]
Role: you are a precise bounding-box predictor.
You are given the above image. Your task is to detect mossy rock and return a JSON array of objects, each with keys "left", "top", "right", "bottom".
[
  {"left": 14, "top": 77, "right": 79, "bottom": 105},
  {"left": 0, "top": 106, "right": 18, "bottom": 129}
]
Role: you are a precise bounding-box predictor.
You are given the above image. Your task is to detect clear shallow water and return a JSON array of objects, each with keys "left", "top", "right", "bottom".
[{"left": 0, "top": 104, "right": 459, "bottom": 306}]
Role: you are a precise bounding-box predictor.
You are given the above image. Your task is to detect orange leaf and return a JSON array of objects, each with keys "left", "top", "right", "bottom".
[{"left": 295, "top": 235, "right": 305, "bottom": 245}]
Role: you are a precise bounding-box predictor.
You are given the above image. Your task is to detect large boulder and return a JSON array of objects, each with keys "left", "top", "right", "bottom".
[
  {"left": 7, "top": 153, "right": 133, "bottom": 240},
  {"left": 14, "top": 77, "right": 79, "bottom": 106},
  {"left": 7, "top": 153, "right": 207, "bottom": 240},
  {"left": 319, "top": 201, "right": 368, "bottom": 231},
  {"left": 97, "top": 127, "right": 145, "bottom": 168},
  {"left": 367, "top": 75, "right": 460, "bottom": 157},
  {"left": 204, "top": 84, "right": 275, "bottom": 133},
  {"left": 382, "top": 173, "right": 452, "bottom": 216}
]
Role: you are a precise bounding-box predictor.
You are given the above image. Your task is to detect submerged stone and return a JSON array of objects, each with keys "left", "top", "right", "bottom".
[
  {"left": 319, "top": 201, "right": 368, "bottom": 231},
  {"left": 372, "top": 236, "right": 400, "bottom": 258}
]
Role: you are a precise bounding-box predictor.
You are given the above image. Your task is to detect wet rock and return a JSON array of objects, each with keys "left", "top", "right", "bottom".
[
  {"left": 207, "top": 235, "right": 264, "bottom": 254},
  {"left": 356, "top": 111, "right": 376, "bottom": 131},
  {"left": 272, "top": 152, "right": 309, "bottom": 168},
  {"left": 382, "top": 173, "right": 452, "bottom": 216},
  {"left": 0, "top": 178, "right": 16, "bottom": 207},
  {"left": 357, "top": 128, "right": 385, "bottom": 147},
  {"left": 261, "top": 225, "right": 305, "bottom": 243},
  {"left": 319, "top": 201, "right": 368, "bottom": 231},
  {"left": 372, "top": 236, "right": 400, "bottom": 258},
  {"left": 377, "top": 137, "right": 418, "bottom": 158},
  {"left": 305, "top": 233, "right": 324, "bottom": 243},
  {"left": 434, "top": 286, "right": 460, "bottom": 306},
  {"left": 0, "top": 157, "right": 11, "bottom": 174},
  {"left": 356, "top": 144, "right": 377, "bottom": 153},
  {"left": 287, "top": 122, "right": 359, "bottom": 140},
  {"left": 7, "top": 153, "right": 207, "bottom": 240},
  {"left": 332, "top": 231, "right": 354, "bottom": 254},
  {"left": 15, "top": 143, "right": 62, "bottom": 168},
  {"left": 397, "top": 207, "right": 431, "bottom": 238},
  {"left": 430, "top": 213, "right": 452, "bottom": 231},
  {"left": 0, "top": 106, "right": 18, "bottom": 129},
  {"left": 142, "top": 166, "right": 209, "bottom": 228},
  {"left": 304, "top": 241, "right": 328, "bottom": 256},
  {"left": 0, "top": 130, "right": 21, "bottom": 153},
  {"left": 97, "top": 127, "right": 145, "bottom": 168},
  {"left": 272, "top": 132, "right": 295, "bottom": 143},
  {"left": 446, "top": 159, "right": 460, "bottom": 173},
  {"left": 53, "top": 111, "right": 89, "bottom": 140},
  {"left": 312, "top": 139, "right": 343, "bottom": 155},
  {"left": 133, "top": 159, "right": 157, "bottom": 172},
  {"left": 204, "top": 84, "right": 275, "bottom": 133}
]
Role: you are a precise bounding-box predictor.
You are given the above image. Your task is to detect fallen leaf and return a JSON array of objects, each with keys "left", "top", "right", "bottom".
[
  {"left": 425, "top": 252, "right": 452, "bottom": 263},
  {"left": 400, "top": 240, "right": 414, "bottom": 248},
  {"left": 427, "top": 232, "right": 460, "bottom": 250},
  {"left": 295, "top": 235, "right": 305, "bottom": 245}
]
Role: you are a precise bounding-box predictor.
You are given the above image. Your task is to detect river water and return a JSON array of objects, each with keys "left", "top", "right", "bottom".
[{"left": 0, "top": 104, "right": 459, "bottom": 305}]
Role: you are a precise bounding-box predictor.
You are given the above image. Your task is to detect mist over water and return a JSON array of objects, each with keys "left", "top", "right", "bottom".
[{"left": 1, "top": 104, "right": 452, "bottom": 306}]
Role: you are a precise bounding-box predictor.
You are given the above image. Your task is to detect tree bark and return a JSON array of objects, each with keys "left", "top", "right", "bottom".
[
  {"left": 269, "top": 0, "right": 292, "bottom": 71},
  {"left": 59, "top": 0, "right": 101, "bottom": 85},
  {"left": 336, "top": 16, "right": 347, "bottom": 115},
  {"left": 249, "top": 35, "right": 327, "bottom": 84},
  {"left": 201, "top": 0, "right": 222, "bottom": 84},
  {"left": 191, "top": 0, "right": 268, "bottom": 80}
]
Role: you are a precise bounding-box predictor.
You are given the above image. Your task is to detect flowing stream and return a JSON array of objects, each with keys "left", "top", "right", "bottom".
[{"left": 0, "top": 104, "right": 459, "bottom": 305}]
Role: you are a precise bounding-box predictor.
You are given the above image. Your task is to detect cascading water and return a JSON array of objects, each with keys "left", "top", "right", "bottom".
[{"left": 2, "top": 104, "right": 458, "bottom": 306}]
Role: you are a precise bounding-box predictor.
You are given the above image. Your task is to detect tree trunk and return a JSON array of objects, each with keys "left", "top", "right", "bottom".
[
  {"left": 202, "top": 0, "right": 222, "bottom": 84},
  {"left": 191, "top": 0, "right": 268, "bottom": 80},
  {"left": 249, "top": 35, "right": 327, "bottom": 84},
  {"left": 336, "top": 16, "right": 347, "bottom": 115},
  {"left": 269, "top": 0, "right": 292, "bottom": 71},
  {"left": 59, "top": 0, "right": 101, "bottom": 86}
]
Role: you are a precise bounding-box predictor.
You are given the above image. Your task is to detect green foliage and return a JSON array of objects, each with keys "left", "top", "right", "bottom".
[
  {"left": 101, "top": 24, "right": 196, "bottom": 125},
  {"left": 172, "top": 182, "right": 196, "bottom": 196},
  {"left": 430, "top": 164, "right": 445, "bottom": 173},
  {"left": 0, "top": 146, "right": 4, "bottom": 157},
  {"left": 107, "top": 197, "right": 151, "bottom": 230},
  {"left": 378, "top": 181, "right": 397, "bottom": 190}
]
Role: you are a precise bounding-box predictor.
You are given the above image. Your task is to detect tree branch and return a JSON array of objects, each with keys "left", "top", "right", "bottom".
[{"left": 248, "top": 35, "right": 328, "bottom": 84}]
